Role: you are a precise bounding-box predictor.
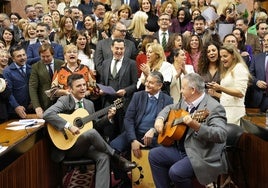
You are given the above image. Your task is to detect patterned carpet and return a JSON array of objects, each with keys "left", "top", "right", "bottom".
[{"left": 63, "top": 165, "right": 95, "bottom": 188}]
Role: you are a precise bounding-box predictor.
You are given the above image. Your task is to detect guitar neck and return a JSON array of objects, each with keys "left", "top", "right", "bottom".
[{"left": 81, "top": 105, "right": 113, "bottom": 124}]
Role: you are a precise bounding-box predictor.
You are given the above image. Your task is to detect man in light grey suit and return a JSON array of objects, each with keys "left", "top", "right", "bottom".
[
  {"left": 94, "top": 21, "right": 138, "bottom": 79},
  {"left": 43, "top": 74, "right": 136, "bottom": 188},
  {"left": 149, "top": 73, "right": 228, "bottom": 187}
]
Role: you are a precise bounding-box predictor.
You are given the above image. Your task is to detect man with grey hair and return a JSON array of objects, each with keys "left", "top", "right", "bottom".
[
  {"left": 24, "top": 4, "right": 39, "bottom": 23},
  {"left": 149, "top": 73, "right": 228, "bottom": 187}
]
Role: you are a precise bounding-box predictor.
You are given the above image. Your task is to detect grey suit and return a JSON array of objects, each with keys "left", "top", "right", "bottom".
[
  {"left": 94, "top": 38, "right": 138, "bottom": 77},
  {"left": 149, "top": 94, "right": 228, "bottom": 186},
  {"left": 29, "top": 58, "right": 64, "bottom": 111},
  {"left": 43, "top": 94, "right": 115, "bottom": 188}
]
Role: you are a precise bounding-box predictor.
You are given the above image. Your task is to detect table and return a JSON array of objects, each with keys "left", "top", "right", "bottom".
[{"left": 0, "top": 118, "right": 59, "bottom": 188}]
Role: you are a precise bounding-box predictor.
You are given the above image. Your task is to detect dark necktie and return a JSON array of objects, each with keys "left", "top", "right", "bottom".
[
  {"left": 47, "top": 64, "right": 53, "bottom": 79},
  {"left": 162, "top": 32, "right": 167, "bottom": 50},
  {"left": 112, "top": 59, "right": 119, "bottom": 78},
  {"left": 20, "top": 66, "right": 26, "bottom": 77},
  {"left": 265, "top": 53, "right": 268, "bottom": 96},
  {"left": 260, "top": 39, "right": 264, "bottom": 52}
]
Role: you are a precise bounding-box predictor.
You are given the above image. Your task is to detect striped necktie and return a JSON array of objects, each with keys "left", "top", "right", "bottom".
[{"left": 162, "top": 32, "right": 167, "bottom": 50}]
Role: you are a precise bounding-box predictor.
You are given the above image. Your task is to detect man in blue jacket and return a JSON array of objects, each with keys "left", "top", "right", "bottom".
[
  {"left": 26, "top": 23, "right": 64, "bottom": 65},
  {"left": 3, "top": 45, "right": 32, "bottom": 118},
  {"left": 110, "top": 71, "right": 173, "bottom": 156}
]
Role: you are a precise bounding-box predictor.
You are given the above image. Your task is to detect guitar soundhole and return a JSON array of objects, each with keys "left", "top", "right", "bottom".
[{"left": 74, "top": 118, "right": 84, "bottom": 128}]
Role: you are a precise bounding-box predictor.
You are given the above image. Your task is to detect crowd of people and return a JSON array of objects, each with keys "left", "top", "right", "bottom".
[{"left": 0, "top": 0, "right": 267, "bottom": 187}]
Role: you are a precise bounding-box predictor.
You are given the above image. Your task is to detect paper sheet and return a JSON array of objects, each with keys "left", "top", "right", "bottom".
[
  {"left": 0, "top": 146, "right": 8, "bottom": 153},
  {"left": 97, "top": 84, "right": 116, "bottom": 95},
  {"left": 7, "top": 119, "right": 45, "bottom": 126},
  {"left": 6, "top": 124, "right": 42, "bottom": 131}
]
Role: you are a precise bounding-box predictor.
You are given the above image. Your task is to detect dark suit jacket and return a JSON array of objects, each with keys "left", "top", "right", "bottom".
[
  {"left": 124, "top": 90, "right": 173, "bottom": 142},
  {"left": 94, "top": 38, "right": 138, "bottom": 76},
  {"left": 3, "top": 62, "right": 31, "bottom": 113},
  {"left": 29, "top": 59, "right": 64, "bottom": 111},
  {"left": 249, "top": 52, "right": 266, "bottom": 107},
  {"left": 158, "top": 94, "right": 228, "bottom": 184},
  {"left": 43, "top": 94, "right": 112, "bottom": 162},
  {"left": 26, "top": 42, "right": 64, "bottom": 65},
  {"left": 153, "top": 30, "right": 173, "bottom": 44},
  {"left": 0, "top": 74, "right": 11, "bottom": 123},
  {"left": 100, "top": 57, "right": 138, "bottom": 108}
]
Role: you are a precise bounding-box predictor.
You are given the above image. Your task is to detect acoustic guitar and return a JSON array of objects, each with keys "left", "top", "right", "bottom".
[
  {"left": 47, "top": 98, "right": 123, "bottom": 150},
  {"left": 158, "top": 109, "right": 209, "bottom": 146}
]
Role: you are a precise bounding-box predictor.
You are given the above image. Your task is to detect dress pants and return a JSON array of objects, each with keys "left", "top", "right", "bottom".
[
  {"left": 149, "top": 146, "right": 194, "bottom": 188},
  {"left": 66, "top": 129, "right": 115, "bottom": 188}
]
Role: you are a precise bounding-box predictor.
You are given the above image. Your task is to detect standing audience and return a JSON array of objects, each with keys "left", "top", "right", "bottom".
[{"left": 208, "top": 44, "right": 250, "bottom": 125}]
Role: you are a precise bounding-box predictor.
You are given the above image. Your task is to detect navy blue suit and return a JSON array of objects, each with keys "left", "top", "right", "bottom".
[
  {"left": 3, "top": 62, "right": 32, "bottom": 117},
  {"left": 110, "top": 90, "right": 173, "bottom": 152},
  {"left": 26, "top": 42, "right": 64, "bottom": 65},
  {"left": 249, "top": 52, "right": 268, "bottom": 111}
]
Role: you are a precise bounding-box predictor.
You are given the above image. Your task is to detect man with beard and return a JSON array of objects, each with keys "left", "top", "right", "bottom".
[
  {"left": 3, "top": 45, "right": 33, "bottom": 119},
  {"left": 191, "top": 15, "right": 221, "bottom": 45}
]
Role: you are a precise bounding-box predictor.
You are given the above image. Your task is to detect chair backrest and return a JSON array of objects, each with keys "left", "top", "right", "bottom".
[
  {"left": 240, "top": 118, "right": 268, "bottom": 142},
  {"left": 225, "top": 123, "right": 244, "bottom": 147}
]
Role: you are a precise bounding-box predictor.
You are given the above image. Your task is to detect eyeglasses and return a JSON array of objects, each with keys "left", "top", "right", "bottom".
[{"left": 116, "top": 28, "right": 127, "bottom": 33}]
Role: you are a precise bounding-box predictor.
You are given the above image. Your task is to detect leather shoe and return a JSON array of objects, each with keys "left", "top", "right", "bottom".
[{"left": 118, "top": 156, "right": 137, "bottom": 171}]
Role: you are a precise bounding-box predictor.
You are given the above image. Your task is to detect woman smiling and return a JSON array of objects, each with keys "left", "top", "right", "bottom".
[{"left": 51, "top": 44, "right": 97, "bottom": 98}]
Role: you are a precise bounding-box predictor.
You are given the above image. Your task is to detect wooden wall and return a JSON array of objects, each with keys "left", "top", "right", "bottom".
[{"left": 0, "top": 139, "right": 59, "bottom": 188}]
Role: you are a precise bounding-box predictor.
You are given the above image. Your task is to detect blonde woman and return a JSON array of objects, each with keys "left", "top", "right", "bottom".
[
  {"left": 128, "top": 11, "right": 152, "bottom": 47},
  {"left": 208, "top": 44, "right": 251, "bottom": 125},
  {"left": 51, "top": 44, "right": 97, "bottom": 98},
  {"left": 20, "top": 22, "right": 37, "bottom": 51},
  {"left": 98, "top": 11, "right": 118, "bottom": 40},
  {"left": 137, "top": 42, "right": 172, "bottom": 94}
]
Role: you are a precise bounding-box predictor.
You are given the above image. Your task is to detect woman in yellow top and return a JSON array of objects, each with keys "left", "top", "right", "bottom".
[{"left": 51, "top": 44, "right": 97, "bottom": 98}]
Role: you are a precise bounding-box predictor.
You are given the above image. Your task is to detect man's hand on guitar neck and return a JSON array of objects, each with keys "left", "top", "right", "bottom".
[
  {"left": 107, "top": 107, "right": 116, "bottom": 121},
  {"left": 183, "top": 115, "right": 201, "bottom": 132}
]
